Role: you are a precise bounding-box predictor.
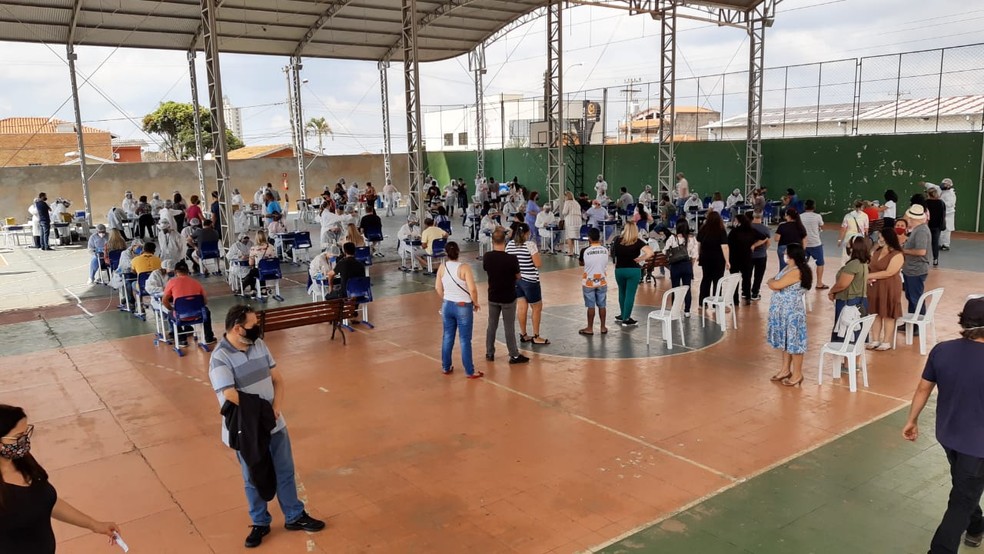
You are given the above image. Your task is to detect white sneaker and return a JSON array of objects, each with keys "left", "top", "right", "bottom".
[
  {"left": 685, "top": 312, "right": 692, "bottom": 318},
  {"left": 86, "top": 278, "right": 94, "bottom": 285}
]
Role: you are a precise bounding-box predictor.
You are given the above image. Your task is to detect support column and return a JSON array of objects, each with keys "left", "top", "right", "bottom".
[
  {"left": 379, "top": 61, "right": 393, "bottom": 184},
  {"left": 657, "top": 2, "right": 677, "bottom": 199},
  {"left": 402, "top": 0, "right": 425, "bottom": 218},
  {"left": 188, "top": 50, "right": 207, "bottom": 202},
  {"left": 744, "top": 0, "right": 774, "bottom": 199},
  {"left": 290, "top": 56, "right": 308, "bottom": 199},
  {"left": 200, "top": 0, "right": 234, "bottom": 249},
  {"left": 66, "top": 44, "right": 92, "bottom": 228},
  {"left": 470, "top": 43, "right": 487, "bottom": 181},
  {"left": 545, "top": 0, "right": 564, "bottom": 204}
]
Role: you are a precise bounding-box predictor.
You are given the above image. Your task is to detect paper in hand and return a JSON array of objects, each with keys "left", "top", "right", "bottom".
[{"left": 113, "top": 532, "right": 130, "bottom": 553}]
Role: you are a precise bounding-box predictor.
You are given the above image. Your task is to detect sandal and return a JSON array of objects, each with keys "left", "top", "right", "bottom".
[
  {"left": 467, "top": 371, "right": 485, "bottom": 380},
  {"left": 815, "top": 285, "right": 829, "bottom": 290},
  {"left": 770, "top": 372, "right": 792, "bottom": 382},
  {"left": 519, "top": 334, "right": 532, "bottom": 343},
  {"left": 600, "top": 327, "right": 608, "bottom": 334},
  {"left": 531, "top": 335, "right": 551, "bottom": 345},
  {"left": 578, "top": 329, "right": 594, "bottom": 336}
]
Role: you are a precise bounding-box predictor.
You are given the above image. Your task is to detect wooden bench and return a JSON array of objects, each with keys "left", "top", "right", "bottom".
[{"left": 258, "top": 298, "right": 360, "bottom": 345}]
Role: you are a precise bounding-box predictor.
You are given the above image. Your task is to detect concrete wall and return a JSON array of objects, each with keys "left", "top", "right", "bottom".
[{"left": 0, "top": 153, "right": 408, "bottom": 224}]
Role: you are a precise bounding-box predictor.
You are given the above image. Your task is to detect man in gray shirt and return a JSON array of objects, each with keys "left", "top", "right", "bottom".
[
  {"left": 799, "top": 200, "right": 826, "bottom": 289},
  {"left": 901, "top": 205, "right": 931, "bottom": 318},
  {"left": 749, "top": 211, "right": 772, "bottom": 301}
]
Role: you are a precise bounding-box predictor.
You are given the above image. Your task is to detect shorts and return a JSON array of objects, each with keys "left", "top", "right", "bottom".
[
  {"left": 515, "top": 279, "right": 543, "bottom": 304},
  {"left": 805, "top": 245, "right": 825, "bottom": 266},
  {"left": 582, "top": 286, "right": 607, "bottom": 309}
]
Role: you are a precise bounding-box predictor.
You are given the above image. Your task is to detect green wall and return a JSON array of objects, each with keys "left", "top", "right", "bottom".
[{"left": 425, "top": 133, "right": 983, "bottom": 231}]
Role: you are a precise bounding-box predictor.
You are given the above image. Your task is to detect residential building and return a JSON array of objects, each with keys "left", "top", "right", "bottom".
[
  {"left": 0, "top": 117, "right": 113, "bottom": 168},
  {"left": 223, "top": 96, "right": 243, "bottom": 141},
  {"left": 111, "top": 138, "right": 146, "bottom": 163}
]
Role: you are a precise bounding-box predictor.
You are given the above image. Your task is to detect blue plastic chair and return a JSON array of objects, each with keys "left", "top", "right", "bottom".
[
  {"left": 199, "top": 240, "right": 222, "bottom": 275},
  {"left": 133, "top": 271, "right": 152, "bottom": 320},
  {"left": 291, "top": 231, "right": 312, "bottom": 263},
  {"left": 354, "top": 246, "right": 372, "bottom": 268},
  {"left": 257, "top": 258, "right": 284, "bottom": 302},
  {"left": 424, "top": 238, "right": 447, "bottom": 274},
  {"left": 102, "top": 249, "right": 123, "bottom": 283},
  {"left": 169, "top": 295, "right": 211, "bottom": 356},
  {"left": 437, "top": 220, "right": 452, "bottom": 236},
  {"left": 363, "top": 223, "right": 384, "bottom": 244},
  {"left": 346, "top": 276, "right": 375, "bottom": 329}
]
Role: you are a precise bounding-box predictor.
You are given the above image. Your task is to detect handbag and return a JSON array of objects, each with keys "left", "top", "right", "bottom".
[{"left": 666, "top": 236, "right": 690, "bottom": 264}]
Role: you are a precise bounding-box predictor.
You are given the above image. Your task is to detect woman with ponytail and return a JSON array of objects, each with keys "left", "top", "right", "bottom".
[
  {"left": 766, "top": 243, "right": 813, "bottom": 387},
  {"left": 0, "top": 405, "right": 119, "bottom": 552}
]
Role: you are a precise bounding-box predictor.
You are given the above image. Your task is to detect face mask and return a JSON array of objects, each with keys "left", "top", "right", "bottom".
[
  {"left": 134, "top": 247, "right": 143, "bottom": 255},
  {"left": 329, "top": 256, "right": 337, "bottom": 264},
  {"left": 0, "top": 435, "right": 31, "bottom": 460},
  {"left": 784, "top": 257, "right": 791, "bottom": 267},
  {"left": 895, "top": 227, "right": 906, "bottom": 236},
  {"left": 241, "top": 325, "right": 262, "bottom": 344}
]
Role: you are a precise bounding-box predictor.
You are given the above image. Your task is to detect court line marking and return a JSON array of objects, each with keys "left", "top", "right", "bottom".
[
  {"left": 379, "top": 338, "right": 739, "bottom": 484},
  {"left": 584, "top": 402, "right": 909, "bottom": 553},
  {"left": 63, "top": 287, "right": 94, "bottom": 317}
]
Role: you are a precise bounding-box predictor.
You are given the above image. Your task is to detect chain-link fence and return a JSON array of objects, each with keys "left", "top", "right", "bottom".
[{"left": 422, "top": 43, "right": 984, "bottom": 150}]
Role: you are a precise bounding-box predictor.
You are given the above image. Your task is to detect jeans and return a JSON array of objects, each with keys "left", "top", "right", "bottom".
[
  {"left": 442, "top": 300, "right": 475, "bottom": 375},
  {"left": 929, "top": 447, "right": 984, "bottom": 553},
  {"left": 903, "top": 273, "right": 928, "bottom": 315},
  {"left": 614, "top": 267, "right": 642, "bottom": 320},
  {"left": 236, "top": 429, "right": 306, "bottom": 527},
  {"left": 930, "top": 227, "right": 942, "bottom": 262},
  {"left": 751, "top": 257, "right": 767, "bottom": 297},
  {"left": 486, "top": 300, "right": 519, "bottom": 359},
  {"left": 89, "top": 255, "right": 101, "bottom": 281},
  {"left": 39, "top": 221, "right": 50, "bottom": 250},
  {"left": 777, "top": 244, "right": 788, "bottom": 270},
  {"left": 669, "top": 261, "right": 694, "bottom": 312}
]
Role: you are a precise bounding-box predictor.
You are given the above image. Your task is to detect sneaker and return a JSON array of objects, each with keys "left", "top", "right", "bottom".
[
  {"left": 621, "top": 318, "right": 638, "bottom": 327},
  {"left": 751, "top": 294, "right": 761, "bottom": 301},
  {"left": 284, "top": 512, "right": 325, "bottom": 532},
  {"left": 685, "top": 312, "right": 692, "bottom": 318},
  {"left": 941, "top": 245, "right": 951, "bottom": 252},
  {"left": 614, "top": 315, "right": 623, "bottom": 321},
  {"left": 509, "top": 354, "right": 530, "bottom": 365},
  {"left": 965, "top": 532, "right": 983, "bottom": 547},
  {"left": 245, "top": 525, "right": 270, "bottom": 548},
  {"left": 86, "top": 278, "right": 94, "bottom": 284}
]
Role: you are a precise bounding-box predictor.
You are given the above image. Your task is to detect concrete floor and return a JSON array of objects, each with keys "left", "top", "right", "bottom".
[{"left": 1, "top": 215, "right": 983, "bottom": 553}]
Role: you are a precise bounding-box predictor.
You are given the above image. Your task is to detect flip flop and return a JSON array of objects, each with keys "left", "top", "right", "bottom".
[
  {"left": 467, "top": 371, "right": 485, "bottom": 380},
  {"left": 600, "top": 328, "right": 609, "bottom": 334},
  {"left": 578, "top": 329, "right": 594, "bottom": 336},
  {"left": 531, "top": 335, "right": 551, "bottom": 345}
]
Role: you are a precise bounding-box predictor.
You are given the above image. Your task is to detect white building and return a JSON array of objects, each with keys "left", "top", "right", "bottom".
[
  {"left": 423, "top": 94, "right": 604, "bottom": 151},
  {"left": 223, "top": 96, "right": 244, "bottom": 141},
  {"left": 704, "top": 95, "right": 984, "bottom": 140}
]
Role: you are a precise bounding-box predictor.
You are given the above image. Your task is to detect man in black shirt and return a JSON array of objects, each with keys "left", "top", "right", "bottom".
[
  {"left": 482, "top": 228, "right": 530, "bottom": 364},
  {"left": 358, "top": 207, "right": 384, "bottom": 256},
  {"left": 210, "top": 191, "right": 222, "bottom": 239},
  {"left": 191, "top": 219, "right": 222, "bottom": 276},
  {"left": 35, "top": 192, "right": 53, "bottom": 250},
  {"left": 327, "top": 242, "right": 366, "bottom": 299}
]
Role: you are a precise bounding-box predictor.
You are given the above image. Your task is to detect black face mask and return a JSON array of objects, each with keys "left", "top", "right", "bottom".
[{"left": 241, "top": 325, "right": 262, "bottom": 344}]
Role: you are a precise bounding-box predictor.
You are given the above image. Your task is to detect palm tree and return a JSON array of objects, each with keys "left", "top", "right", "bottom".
[{"left": 305, "top": 117, "right": 333, "bottom": 154}]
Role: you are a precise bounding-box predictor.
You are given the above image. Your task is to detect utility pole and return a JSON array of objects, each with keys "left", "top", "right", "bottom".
[{"left": 619, "top": 77, "right": 641, "bottom": 143}]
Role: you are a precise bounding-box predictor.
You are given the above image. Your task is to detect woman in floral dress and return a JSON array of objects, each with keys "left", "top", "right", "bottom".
[{"left": 766, "top": 243, "right": 814, "bottom": 386}]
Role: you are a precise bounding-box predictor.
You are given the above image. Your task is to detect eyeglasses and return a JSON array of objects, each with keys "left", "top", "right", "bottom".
[{"left": 1, "top": 424, "right": 33, "bottom": 446}]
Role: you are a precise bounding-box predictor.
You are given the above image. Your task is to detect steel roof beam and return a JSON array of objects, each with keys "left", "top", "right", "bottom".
[{"left": 292, "top": 0, "right": 356, "bottom": 58}]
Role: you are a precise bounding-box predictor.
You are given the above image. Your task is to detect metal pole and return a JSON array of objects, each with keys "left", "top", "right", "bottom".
[
  {"left": 601, "top": 87, "right": 608, "bottom": 175},
  {"left": 851, "top": 57, "right": 862, "bottom": 136},
  {"left": 379, "top": 61, "right": 393, "bottom": 184},
  {"left": 290, "top": 56, "right": 307, "bottom": 199},
  {"left": 934, "top": 49, "right": 944, "bottom": 133},
  {"left": 744, "top": 0, "right": 773, "bottom": 198},
  {"left": 976, "top": 110, "right": 983, "bottom": 233},
  {"left": 470, "top": 43, "right": 487, "bottom": 181},
  {"left": 188, "top": 50, "right": 207, "bottom": 202},
  {"left": 545, "top": 0, "right": 564, "bottom": 204},
  {"left": 657, "top": 3, "right": 677, "bottom": 198},
  {"left": 781, "top": 66, "right": 788, "bottom": 138},
  {"left": 500, "top": 97, "right": 506, "bottom": 177},
  {"left": 893, "top": 54, "right": 902, "bottom": 134},
  {"left": 201, "top": 0, "right": 234, "bottom": 250},
  {"left": 402, "top": 0, "right": 425, "bottom": 219},
  {"left": 66, "top": 44, "right": 92, "bottom": 228},
  {"left": 814, "top": 62, "right": 823, "bottom": 136}
]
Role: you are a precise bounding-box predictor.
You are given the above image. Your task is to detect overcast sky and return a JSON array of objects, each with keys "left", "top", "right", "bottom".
[{"left": 0, "top": 0, "right": 980, "bottom": 156}]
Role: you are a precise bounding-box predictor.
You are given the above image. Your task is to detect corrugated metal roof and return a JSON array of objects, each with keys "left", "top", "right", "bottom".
[
  {"left": 708, "top": 95, "right": 984, "bottom": 128},
  {"left": 0, "top": 0, "right": 767, "bottom": 63},
  {"left": 227, "top": 144, "right": 318, "bottom": 159},
  {"left": 0, "top": 117, "right": 110, "bottom": 135}
]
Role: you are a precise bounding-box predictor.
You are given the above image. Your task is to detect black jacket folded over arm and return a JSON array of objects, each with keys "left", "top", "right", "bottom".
[{"left": 221, "top": 392, "right": 277, "bottom": 501}]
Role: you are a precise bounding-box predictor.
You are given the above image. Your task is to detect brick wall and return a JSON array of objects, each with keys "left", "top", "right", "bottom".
[{"left": 0, "top": 132, "right": 114, "bottom": 167}]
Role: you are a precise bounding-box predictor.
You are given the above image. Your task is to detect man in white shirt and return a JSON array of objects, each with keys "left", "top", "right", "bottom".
[
  {"left": 799, "top": 199, "right": 827, "bottom": 289},
  {"left": 638, "top": 185, "right": 654, "bottom": 207},
  {"left": 382, "top": 179, "right": 398, "bottom": 216},
  {"left": 578, "top": 227, "right": 609, "bottom": 335},
  {"left": 594, "top": 175, "right": 608, "bottom": 199},
  {"left": 346, "top": 182, "right": 361, "bottom": 206},
  {"left": 940, "top": 178, "right": 956, "bottom": 251},
  {"left": 675, "top": 172, "right": 689, "bottom": 208},
  {"left": 615, "top": 188, "right": 634, "bottom": 211}
]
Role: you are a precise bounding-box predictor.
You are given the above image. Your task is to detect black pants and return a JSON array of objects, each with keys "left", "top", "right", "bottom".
[
  {"left": 174, "top": 213, "right": 185, "bottom": 232},
  {"left": 699, "top": 264, "right": 725, "bottom": 306},
  {"left": 930, "top": 227, "right": 942, "bottom": 263},
  {"left": 137, "top": 215, "right": 156, "bottom": 240},
  {"left": 930, "top": 447, "right": 984, "bottom": 553},
  {"left": 177, "top": 306, "right": 216, "bottom": 344},
  {"left": 669, "top": 261, "right": 694, "bottom": 312},
  {"left": 185, "top": 247, "right": 201, "bottom": 274},
  {"left": 751, "top": 257, "right": 767, "bottom": 297},
  {"left": 732, "top": 262, "right": 753, "bottom": 304}
]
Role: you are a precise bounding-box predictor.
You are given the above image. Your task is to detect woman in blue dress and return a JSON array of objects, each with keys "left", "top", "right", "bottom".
[
  {"left": 766, "top": 243, "right": 813, "bottom": 386},
  {"left": 525, "top": 191, "right": 542, "bottom": 243}
]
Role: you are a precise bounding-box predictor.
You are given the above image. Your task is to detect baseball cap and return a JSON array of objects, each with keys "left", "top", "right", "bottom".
[
  {"left": 960, "top": 297, "right": 984, "bottom": 328},
  {"left": 189, "top": 217, "right": 202, "bottom": 226}
]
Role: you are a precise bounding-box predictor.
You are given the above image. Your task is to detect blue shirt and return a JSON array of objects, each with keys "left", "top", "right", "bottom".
[
  {"left": 922, "top": 338, "right": 984, "bottom": 457},
  {"left": 265, "top": 201, "right": 282, "bottom": 215}
]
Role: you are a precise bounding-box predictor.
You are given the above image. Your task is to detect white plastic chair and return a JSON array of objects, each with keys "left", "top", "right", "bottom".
[
  {"left": 646, "top": 285, "right": 690, "bottom": 348},
  {"left": 818, "top": 314, "right": 876, "bottom": 392},
  {"left": 701, "top": 273, "right": 741, "bottom": 330},
  {"left": 893, "top": 288, "right": 944, "bottom": 355}
]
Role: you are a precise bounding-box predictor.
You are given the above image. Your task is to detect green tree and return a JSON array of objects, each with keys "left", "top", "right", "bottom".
[
  {"left": 305, "top": 116, "right": 333, "bottom": 154},
  {"left": 143, "top": 101, "right": 244, "bottom": 160}
]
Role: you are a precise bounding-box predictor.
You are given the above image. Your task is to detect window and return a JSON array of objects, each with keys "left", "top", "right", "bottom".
[
  {"left": 443, "top": 133, "right": 453, "bottom": 147},
  {"left": 28, "top": 163, "right": 41, "bottom": 166},
  {"left": 458, "top": 132, "right": 468, "bottom": 146}
]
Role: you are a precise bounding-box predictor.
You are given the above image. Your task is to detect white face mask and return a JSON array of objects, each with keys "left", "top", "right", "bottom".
[{"left": 784, "top": 256, "right": 791, "bottom": 267}]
